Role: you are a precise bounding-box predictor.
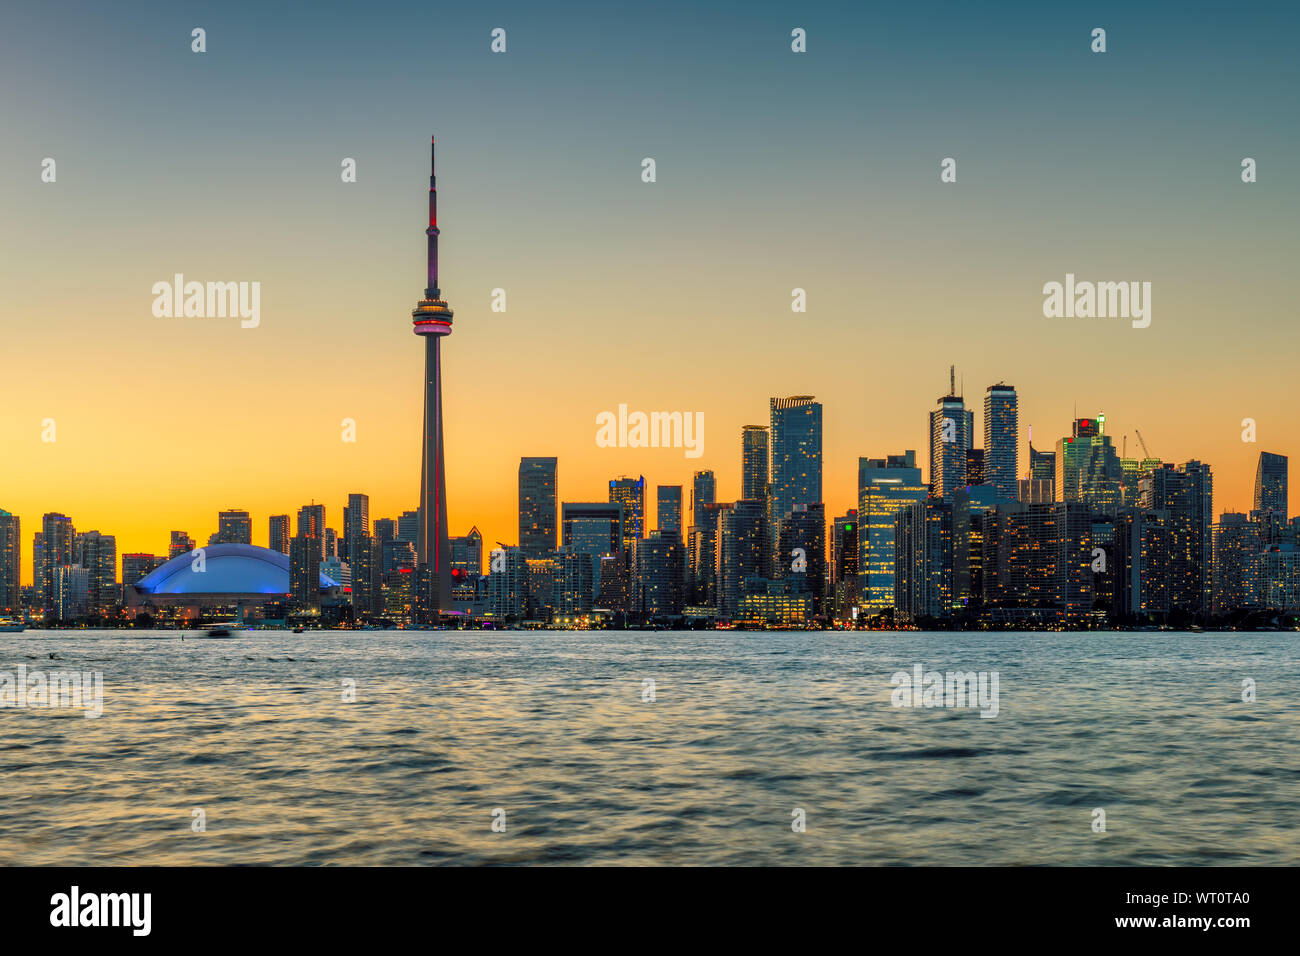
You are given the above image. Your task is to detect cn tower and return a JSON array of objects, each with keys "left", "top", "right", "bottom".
[{"left": 412, "top": 135, "right": 454, "bottom": 618}]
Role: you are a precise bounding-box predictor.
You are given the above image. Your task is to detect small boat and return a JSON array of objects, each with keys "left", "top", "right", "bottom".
[
  {"left": 292, "top": 626, "right": 304, "bottom": 633},
  {"left": 204, "top": 623, "right": 239, "bottom": 638},
  {"left": 0, "top": 621, "right": 26, "bottom": 633}
]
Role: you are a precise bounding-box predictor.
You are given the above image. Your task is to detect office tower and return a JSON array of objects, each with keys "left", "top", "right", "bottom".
[
  {"left": 894, "top": 499, "right": 953, "bottom": 622},
  {"left": 374, "top": 518, "right": 397, "bottom": 543},
  {"left": 561, "top": 502, "right": 623, "bottom": 601},
  {"left": 553, "top": 546, "right": 595, "bottom": 615},
  {"left": 168, "top": 531, "right": 193, "bottom": 560},
  {"left": 687, "top": 470, "right": 717, "bottom": 601},
  {"left": 983, "top": 501, "right": 1092, "bottom": 621},
  {"left": 216, "top": 510, "right": 252, "bottom": 545},
  {"left": 741, "top": 425, "right": 769, "bottom": 502},
  {"left": 382, "top": 538, "right": 417, "bottom": 575},
  {"left": 857, "top": 453, "right": 928, "bottom": 612},
  {"left": 324, "top": 528, "right": 338, "bottom": 560},
  {"left": 350, "top": 535, "right": 383, "bottom": 620},
  {"left": 487, "top": 545, "right": 526, "bottom": 621},
  {"left": 1056, "top": 415, "right": 1122, "bottom": 513},
  {"left": 1119, "top": 452, "right": 1162, "bottom": 507},
  {"left": 518, "top": 457, "right": 558, "bottom": 558},
  {"left": 121, "top": 553, "right": 165, "bottom": 588},
  {"left": 983, "top": 383, "right": 1019, "bottom": 500},
  {"left": 952, "top": 484, "right": 998, "bottom": 611},
  {"left": 776, "top": 502, "right": 826, "bottom": 613},
  {"left": 691, "top": 470, "right": 716, "bottom": 523},
  {"left": 1138, "top": 461, "right": 1214, "bottom": 616},
  {"left": 830, "top": 510, "right": 858, "bottom": 620},
  {"left": 928, "top": 368, "right": 973, "bottom": 500},
  {"left": 383, "top": 567, "right": 417, "bottom": 624},
  {"left": 769, "top": 396, "right": 823, "bottom": 531},
  {"left": 0, "top": 510, "right": 19, "bottom": 614},
  {"left": 345, "top": 493, "right": 370, "bottom": 556},
  {"left": 268, "top": 516, "right": 291, "bottom": 555},
  {"left": 1022, "top": 441, "right": 1056, "bottom": 502},
  {"left": 608, "top": 477, "right": 645, "bottom": 553},
  {"left": 396, "top": 510, "right": 419, "bottom": 543},
  {"left": 53, "top": 565, "right": 89, "bottom": 621},
  {"left": 75, "top": 531, "right": 117, "bottom": 612},
  {"left": 1254, "top": 452, "right": 1288, "bottom": 518},
  {"left": 289, "top": 535, "right": 322, "bottom": 608},
  {"left": 451, "top": 527, "right": 483, "bottom": 576},
  {"left": 717, "top": 499, "right": 765, "bottom": 618},
  {"left": 524, "top": 557, "right": 555, "bottom": 619},
  {"left": 596, "top": 554, "right": 631, "bottom": 613},
  {"left": 37, "top": 513, "right": 75, "bottom": 613},
  {"left": 965, "top": 449, "right": 986, "bottom": 486},
  {"left": 634, "top": 530, "right": 685, "bottom": 617},
  {"left": 656, "top": 485, "right": 683, "bottom": 536},
  {"left": 1212, "top": 514, "right": 1261, "bottom": 615},
  {"left": 691, "top": 502, "right": 728, "bottom": 607}
]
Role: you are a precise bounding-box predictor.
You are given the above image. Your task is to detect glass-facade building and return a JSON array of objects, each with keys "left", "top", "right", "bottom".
[
  {"left": 857, "top": 453, "right": 927, "bottom": 612},
  {"left": 518, "top": 457, "right": 558, "bottom": 558},
  {"left": 983, "top": 383, "right": 1018, "bottom": 501}
]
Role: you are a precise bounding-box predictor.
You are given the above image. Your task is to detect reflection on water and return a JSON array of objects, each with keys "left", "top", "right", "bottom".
[{"left": 2, "top": 630, "right": 1297, "bottom": 865}]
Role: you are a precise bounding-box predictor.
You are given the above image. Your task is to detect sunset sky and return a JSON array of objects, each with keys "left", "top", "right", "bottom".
[{"left": 2, "top": 1, "right": 1298, "bottom": 584}]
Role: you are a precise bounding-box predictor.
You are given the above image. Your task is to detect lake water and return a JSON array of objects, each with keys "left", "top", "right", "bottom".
[{"left": 2, "top": 630, "right": 1297, "bottom": 865}]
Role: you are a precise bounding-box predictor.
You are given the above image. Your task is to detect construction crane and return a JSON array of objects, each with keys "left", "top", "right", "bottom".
[{"left": 1134, "top": 429, "right": 1153, "bottom": 461}]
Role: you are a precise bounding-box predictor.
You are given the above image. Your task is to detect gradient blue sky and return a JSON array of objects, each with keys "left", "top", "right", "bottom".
[{"left": 2, "top": 1, "right": 1297, "bottom": 573}]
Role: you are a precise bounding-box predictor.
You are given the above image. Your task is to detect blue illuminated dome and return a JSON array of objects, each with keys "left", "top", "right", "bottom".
[{"left": 133, "top": 543, "right": 339, "bottom": 596}]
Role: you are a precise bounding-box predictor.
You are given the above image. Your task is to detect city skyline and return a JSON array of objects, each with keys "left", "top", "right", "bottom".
[
  {"left": 4, "top": 3, "right": 1299, "bottom": 589},
  {"left": 3, "top": 383, "right": 1297, "bottom": 589}
]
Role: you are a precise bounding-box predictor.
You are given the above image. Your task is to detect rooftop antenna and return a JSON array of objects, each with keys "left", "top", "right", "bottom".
[{"left": 949, "top": 365, "right": 955, "bottom": 397}]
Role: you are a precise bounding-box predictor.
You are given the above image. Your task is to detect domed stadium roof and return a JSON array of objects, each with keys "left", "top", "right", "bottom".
[{"left": 133, "top": 543, "right": 340, "bottom": 596}]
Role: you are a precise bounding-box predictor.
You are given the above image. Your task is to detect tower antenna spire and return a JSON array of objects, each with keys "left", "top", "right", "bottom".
[{"left": 412, "top": 134, "right": 455, "bottom": 620}]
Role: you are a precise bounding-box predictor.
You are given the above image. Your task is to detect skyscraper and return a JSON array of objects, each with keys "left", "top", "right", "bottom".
[
  {"left": 1138, "top": 461, "right": 1214, "bottom": 616},
  {"left": 37, "top": 512, "right": 75, "bottom": 613},
  {"left": 1056, "top": 416, "right": 1122, "bottom": 513},
  {"left": 928, "top": 369, "right": 973, "bottom": 501},
  {"left": 608, "top": 477, "right": 646, "bottom": 553},
  {"left": 983, "top": 383, "right": 1018, "bottom": 500},
  {"left": 1212, "top": 513, "right": 1260, "bottom": 615},
  {"left": 717, "top": 499, "right": 766, "bottom": 618},
  {"left": 634, "top": 530, "right": 685, "bottom": 617},
  {"left": 776, "top": 502, "right": 826, "bottom": 612},
  {"left": 830, "top": 510, "right": 858, "bottom": 620},
  {"left": 297, "top": 504, "right": 326, "bottom": 557},
  {"left": 345, "top": 493, "right": 370, "bottom": 553},
  {"left": 216, "top": 510, "right": 252, "bottom": 545},
  {"left": 857, "top": 453, "right": 928, "bottom": 612},
  {"left": 518, "top": 457, "right": 558, "bottom": 558},
  {"left": 894, "top": 499, "right": 953, "bottom": 621},
  {"left": 396, "top": 511, "right": 419, "bottom": 544},
  {"left": 411, "top": 135, "right": 456, "bottom": 618},
  {"left": 741, "top": 425, "right": 769, "bottom": 502},
  {"left": 75, "top": 530, "right": 117, "bottom": 612},
  {"left": 769, "top": 397, "right": 822, "bottom": 523},
  {"left": 1254, "top": 452, "right": 1288, "bottom": 518},
  {"left": 169, "top": 530, "right": 194, "bottom": 559},
  {"left": 562, "top": 502, "right": 625, "bottom": 603},
  {"left": 0, "top": 510, "right": 19, "bottom": 614},
  {"left": 451, "top": 527, "right": 483, "bottom": 576},
  {"left": 268, "top": 515, "right": 290, "bottom": 555},
  {"left": 691, "top": 470, "right": 716, "bottom": 524},
  {"left": 656, "top": 485, "right": 683, "bottom": 536}
]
